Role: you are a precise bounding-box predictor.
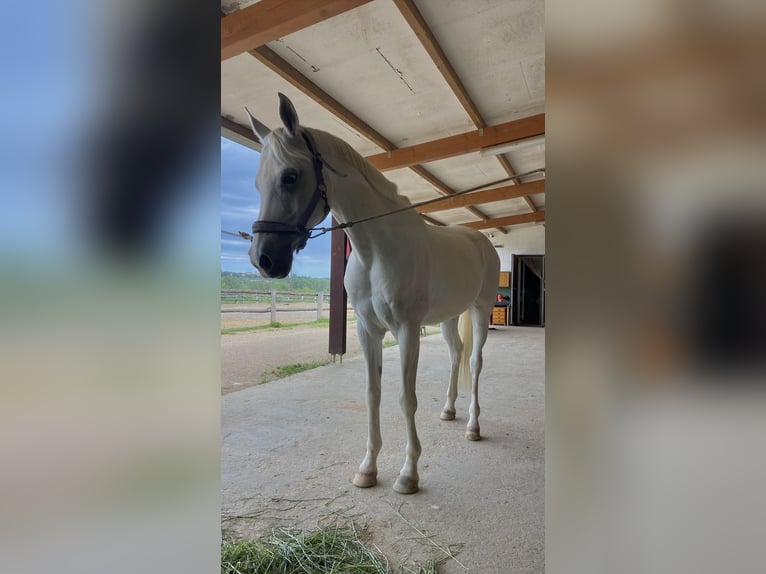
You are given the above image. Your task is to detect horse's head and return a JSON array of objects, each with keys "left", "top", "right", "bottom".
[{"left": 245, "top": 93, "right": 330, "bottom": 278}]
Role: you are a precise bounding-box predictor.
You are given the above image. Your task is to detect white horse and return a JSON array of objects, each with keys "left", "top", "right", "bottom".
[{"left": 245, "top": 93, "right": 500, "bottom": 494}]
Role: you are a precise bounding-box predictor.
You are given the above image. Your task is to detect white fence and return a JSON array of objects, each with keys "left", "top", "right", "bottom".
[{"left": 221, "top": 289, "right": 328, "bottom": 322}]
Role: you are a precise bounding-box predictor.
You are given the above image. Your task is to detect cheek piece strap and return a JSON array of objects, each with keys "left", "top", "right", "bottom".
[{"left": 250, "top": 131, "right": 333, "bottom": 253}]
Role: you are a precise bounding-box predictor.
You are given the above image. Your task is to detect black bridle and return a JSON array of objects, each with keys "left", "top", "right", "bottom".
[{"left": 250, "top": 131, "right": 335, "bottom": 252}]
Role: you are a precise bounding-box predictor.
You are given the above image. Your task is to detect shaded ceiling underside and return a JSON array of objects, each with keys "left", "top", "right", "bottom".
[{"left": 221, "top": 0, "right": 545, "bottom": 235}]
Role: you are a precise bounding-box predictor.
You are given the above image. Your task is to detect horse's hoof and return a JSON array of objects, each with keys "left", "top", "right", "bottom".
[
  {"left": 465, "top": 430, "right": 481, "bottom": 441},
  {"left": 440, "top": 409, "right": 456, "bottom": 421},
  {"left": 352, "top": 472, "right": 377, "bottom": 488},
  {"left": 393, "top": 476, "right": 419, "bottom": 494}
]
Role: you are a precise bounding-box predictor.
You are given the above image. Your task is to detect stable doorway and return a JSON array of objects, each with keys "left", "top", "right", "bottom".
[{"left": 512, "top": 255, "right": 545, "bottom": 327}]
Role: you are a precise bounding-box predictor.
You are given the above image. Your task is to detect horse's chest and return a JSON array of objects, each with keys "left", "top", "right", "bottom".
[
  {"left": 368, "top": 277, "right": 427, "bottom": 325},
  {"left": 346, "top": 253, "right": 429, "bottom": 325}
]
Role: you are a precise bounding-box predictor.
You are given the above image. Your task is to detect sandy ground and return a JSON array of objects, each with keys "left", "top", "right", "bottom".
[
  {"left": 221, "top": 323, "right": 544, "bottom": 573},
  {"left": 222, "top": 308, "right": 404, "bottom": 394}
]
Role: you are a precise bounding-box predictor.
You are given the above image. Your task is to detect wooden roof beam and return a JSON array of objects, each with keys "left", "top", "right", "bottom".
[
  {"left": 222, "top": 0, "right": 372, "bottom": 61},
  {"left": 249, "top": 45, "right": 393, "bottom": 150},
  {"left": 246, "top": 46, "right": 501, "bottom": 229},
  {"left": 393, "top": 0, "right": 484, "bottom": 127},
  {"left": 365, "top": 114, "right": 545, "bottom": 171},
  {"left": 396, "top": 166, "right": 499, "bottom": 228},
  {"left": 420, "top": 214, "right": 443, "bottom": 226},
  {"left": 459, "top": 210, "right": 545, "bottom": 230},
  {"left": 495, "top": 154, "right": 538, "bottom": 211},
  {"left": 417, "top": 180, "right": 544, "bottom": 214},
  {"left": 393, "top": 0, "right": 540, "bottom": 226}
]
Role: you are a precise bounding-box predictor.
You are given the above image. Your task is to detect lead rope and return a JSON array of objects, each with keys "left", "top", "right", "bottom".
[{"left": 222, "top": 167, "right": 545, "bottom": 242}]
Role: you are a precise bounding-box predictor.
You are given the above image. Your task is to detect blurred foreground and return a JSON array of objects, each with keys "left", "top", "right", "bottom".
[{"left": 547, "top": 1, "right": 766, "bottom": 572}]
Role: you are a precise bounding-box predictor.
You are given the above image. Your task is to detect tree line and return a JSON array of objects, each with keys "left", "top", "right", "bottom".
[{"left": 221, "top": 272, "right": 330, "bottom": 293}]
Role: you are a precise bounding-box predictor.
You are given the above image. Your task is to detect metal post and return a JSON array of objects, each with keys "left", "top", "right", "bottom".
[
  {"left": 270, "top": 289, "right": 277, "bottom": 324},
  {"left": 316, "top": 291, "right": 324, "bottom": 321}
]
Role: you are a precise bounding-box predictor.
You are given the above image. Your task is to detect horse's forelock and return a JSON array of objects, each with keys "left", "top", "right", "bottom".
[
  {"left": 257, "top": 128, "right": 311, "bottom": 188},
  {"left": 263, "top": 128, "right": 309, "bottom": 166}
]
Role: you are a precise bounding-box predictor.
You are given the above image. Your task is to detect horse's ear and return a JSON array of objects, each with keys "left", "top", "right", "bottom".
[
  {"left": 244, "top": 106, "right": 271, "bottom": 144},
  {"left": 278, "top": 92, "right": 300, "bottom": 137}
]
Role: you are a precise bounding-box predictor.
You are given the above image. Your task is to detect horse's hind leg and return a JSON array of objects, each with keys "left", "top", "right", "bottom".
[
  {"left": 352, "top": 322, "right": 384, "bottom": 489},
  {"left": 439, "top": 316, "right": 461, "bottom": 421},
  {"left": 466, "top": 305, "right": 491, "bottom": 441}
]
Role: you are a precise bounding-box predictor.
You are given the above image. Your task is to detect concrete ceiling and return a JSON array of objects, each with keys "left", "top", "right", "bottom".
[{"left": 221, "top": 0, "right": 545, "bottom": 234}]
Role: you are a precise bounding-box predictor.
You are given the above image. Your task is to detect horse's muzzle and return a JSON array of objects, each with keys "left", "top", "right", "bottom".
[{"left": 249, "top": 238, "right": 294, "bottom": 278}]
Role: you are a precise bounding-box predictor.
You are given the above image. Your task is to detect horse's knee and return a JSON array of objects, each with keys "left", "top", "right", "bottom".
[{"left": 399, "top": 392, "right": 417, "bottom": 415}]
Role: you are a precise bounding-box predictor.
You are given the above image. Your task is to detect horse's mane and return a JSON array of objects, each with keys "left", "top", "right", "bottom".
[{"left": 266, "top": 127, "right": 412, "bottom": 211}]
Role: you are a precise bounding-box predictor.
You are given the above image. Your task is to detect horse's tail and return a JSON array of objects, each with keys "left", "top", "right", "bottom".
[{"left": 457, "top": 309, "right": 473, "bottom": 391}]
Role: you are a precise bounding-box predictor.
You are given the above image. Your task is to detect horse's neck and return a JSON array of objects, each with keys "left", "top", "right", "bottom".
[
  {"left": 326, "top": 170, "right": 392, "bottom": 224},
  {"left": 331, "top": 171, "right": 424, "bottom": 261},
  {"left": 316, "top": 136, "right": 424, "bottom": 263}
]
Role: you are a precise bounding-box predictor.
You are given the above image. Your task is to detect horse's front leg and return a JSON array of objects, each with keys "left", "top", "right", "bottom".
[
  {"left": 393, "top": 323, "right": 422, "bottom": 494},
  {"left": 352, "top": 322, "right": 384, "bottom": 488}
]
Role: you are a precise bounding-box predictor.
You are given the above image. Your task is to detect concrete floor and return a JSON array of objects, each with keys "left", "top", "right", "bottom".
[{"left": 221, "top": 325, "right": 544, "bottom": 573}]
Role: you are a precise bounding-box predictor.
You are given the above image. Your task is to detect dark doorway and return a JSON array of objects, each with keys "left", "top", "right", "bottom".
[{"left": 512, "top": 255, "right": 545, "bottom": 326}]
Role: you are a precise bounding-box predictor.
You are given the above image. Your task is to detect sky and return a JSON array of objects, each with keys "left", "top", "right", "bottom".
[{"left": 220, "top": 137, "right": 333, "bottom": 277}]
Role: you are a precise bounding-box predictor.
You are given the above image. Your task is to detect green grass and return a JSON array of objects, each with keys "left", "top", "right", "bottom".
[
  {"left": 306, "top": 316, "right": 356, "bottom": 327},
  {"left": 221, "top": 320, "right": 325, "bottom": 335},
  {"left": 221, "top": 322, "right": 287, "bottom": 335},
  {"left": 221, "top": 522, "right": 441, "bottom": 574},
  {"left": 260, "top": 360, "right": 332, "bottom": 384},
  {"left": 222, "top": 316, "right": 355, "bottom": 335}
]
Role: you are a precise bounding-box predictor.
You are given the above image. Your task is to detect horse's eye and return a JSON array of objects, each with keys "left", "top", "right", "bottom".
[{"left": 281, "top": 171, "right": 298, "bottom": 186}]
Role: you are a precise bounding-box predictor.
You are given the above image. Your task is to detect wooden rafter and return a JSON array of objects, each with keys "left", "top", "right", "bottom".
[
  {"left": 392, "top": 0, "right": 483, "bottom": 127},
  {"left": 417, "top": 181, "right": 545, "bottom": 214},
  {"left": 420, "top": 214, "right": 443, "bottom": 226},
  {"left": 249, "top": 46, "right": 393, "bottom": 151},
  {"left": 408, "top": 165, "right": 452, "bottom": 196},
  {"left": 244, "top": 46, "right": 497, "bottom": 225},
  {"left": 496, "top": 154, "right": 538, "bottom": 212},
  {"left": 459, "top": 210, "right": 545, "bottom": 230},
  {"left": 222, "top": 3, "right": 529, "bottom": 230},
  {"left": 392, "top": 0, "right": 541, "bottom": 226},
  {"left": 221, "top": 0, "right": 372, "bottom": 61},
  {"left": 405, "top": 166, "right": 498, "bottom": 228},
  {"left": 521, "top": 196, "right": 539, "bottom": 212},
  {"left": 404, "top": 166, "right": 487, "bottom": 226},
  {"left": 220, "top": 2, "right": 512, "bottom": 229},
  {"left": 364, "top": 114, "right": 545, "bottom": 171}
]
